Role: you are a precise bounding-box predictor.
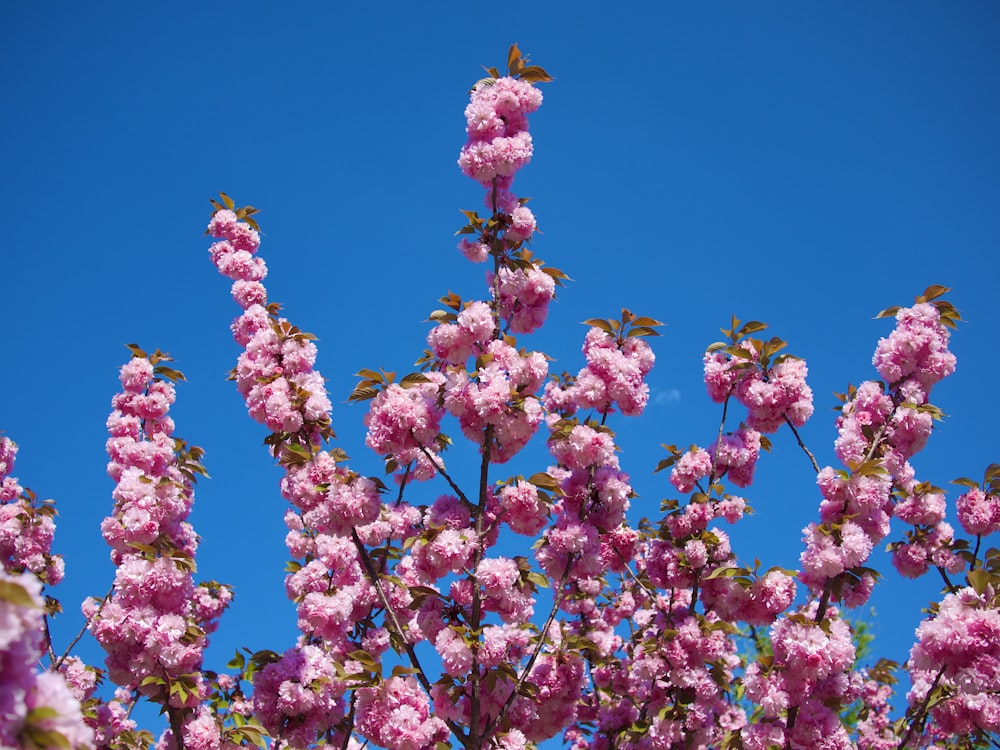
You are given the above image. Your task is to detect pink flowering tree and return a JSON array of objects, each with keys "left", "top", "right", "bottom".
[{"left": 2, "top": 45, "right": 998, "bottom": 750}]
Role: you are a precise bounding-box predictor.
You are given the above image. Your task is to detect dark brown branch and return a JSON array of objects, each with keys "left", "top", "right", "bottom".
[
  {"left": 783, "top": 416, "right": 820, "bottom": 474},
  {"left": 350, "top": 529, "right": 470, "bottom": 749}
]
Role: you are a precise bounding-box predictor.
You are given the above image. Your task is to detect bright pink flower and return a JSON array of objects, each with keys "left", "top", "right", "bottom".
[
  {"left": 355, "top": 675, "right": 448, "bottom": 750},
  {"left": 670, "top": 447, "right": 712, "bottom": 493},
  {"left": 500, "top": 480, "right": 548, "bottom": 535},
  {"left": 708, "top": 427, "right": 760, "bottom": 487},
  {"left": 873, "top": 302, "right": 956, "bottom": 388},
  {"left": 956, "top": 487, "right": 1000, "bottom": 536}
]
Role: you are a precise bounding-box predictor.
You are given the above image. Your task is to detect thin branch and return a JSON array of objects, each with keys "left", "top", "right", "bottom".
[
  {"left": 709, "top": 395, "right": 732, "bottom": 485},
  {"left": 935, "top": 565, "right": 959, "bottom": 596},
  {"left": 416, "top": 443, "right": 472, "bottom": 509},
  {"left": 897, "top": 665, "right": 946, "bottom": 749},
  {"left": 783, "top": 416, "right": 820, "bottom": 474},
  {"left": 350, "top": 529, "right": 470, "bottom": 749},
  {"left": 481, "top": 556, "right": 574, "bottom": 742},
  {"left": 394, "top": 464, "right": 412, "bottom": 507},
  {"left": 468, "top": 423, "right": 495, "bottom": 750},
  {"left": 814, "top": 579, "right": 833, "bottom": 624},
  {"left": 339, "top": 691, "right": 358, "bottom": 750},
  {"left": 54, "top": 584, "right": 114, "bottom": 670}
]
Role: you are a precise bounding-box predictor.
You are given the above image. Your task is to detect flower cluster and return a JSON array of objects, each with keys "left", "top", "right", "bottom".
[
  {"left": 208, "top": 207, "right": 332, "bottom": 441},
  {"left": 86, "top": 353, "right": 231, "bottom": 744},
  {"left": 956, "top": 486, "right": 1000, "bottom": 537},
  {"left": 443, "top": 339, "right": 548, "bottom": 463},
  {"left": 364, "top": 373, "right": 447, "bottom": 480},
  {"left": 743, "top": 605, "right": 860, "bottom": 750},
  {"left": 800, "top": 301, "right": 958, "bottom": 605},
  {"left": 251, "top": 643, "right": 350, "bottom": 748},
  {"left": 427, "top": 300, "right": 495, "bottom": 365},
  {"left": 544, "top": 326, "right": 655, "bottom": 419},
  {"left": 703, "top": 340, "right": 814, "bottom": 433},
  {"left": 489, "top": 264, "right": 556, "bottom": 334},
  {"left": 872, "top": 301, "right": 957, "bottom": 389},
  {"left": 458, "top": 76, "right": 542, "bottom": 191},
  {"left": 0, "top": 570, "right": 93, "bottom": 750},
  {"left": 1, "top": 437, "right": 63, "bottom": 585},
  {"left": 907, "top": 587, "right": 1000, "bottom": 736},
  {"left": 573, "top": 586, "right": 747, "bottom": 749},
  {"left": 1, "top": 438, "right": 92, "bottom": 748},
  {"left": 355, "top": 675, "right": 450, "bottom": 750}
]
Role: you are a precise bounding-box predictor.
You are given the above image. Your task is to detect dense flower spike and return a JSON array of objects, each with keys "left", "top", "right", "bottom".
[{"left": 87, "top": 350, "right": 230, "bottom": 746}]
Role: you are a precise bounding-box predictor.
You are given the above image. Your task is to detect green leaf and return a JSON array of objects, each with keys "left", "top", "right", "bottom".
[
  {"left": 507, "top": 43, "right": 521, "bottom": 74},
  {"left": 726, "top": 346, "right": 754, "bottom": 360},
  {"left": 703, "top": 566, "right": 749, "bottom": 580},
  {"left": 525, "top": 571, "right": 550, "bottom": 589},
  {"left": 875, "top": 305, "right": 901, "bottom": 319},
  {"left": 626, "top": 326, "right": 661, "bottom": 338},
  {"left": 968, "top": 568, "right": 991, "bottom": 596},
  {"left": 583, "top": 318, "right": 614, "bottom": 335},
  {"left": 918, "top": 284, "right": 950, "bottom": 303},
  {"left": 0, "top": 579, "right": 39, "bottom": 608},
  {"left": 519, "top": 65, "right": 553, "bottom": 83},
  {"left": 23, "top": 728, "right": 71, "bottom": 750},
  {"left": 400, "top": 372, "right": 431, "bottom": 387},
  {"left": 737, "top": 320, "right": 768, "bottom": 337},
  {"left": 348, "top": 385, "right": 380, "bottom": 403},
  {"left": 527, "top": 472, "right": 560, "bottom": 491},
  {"left": 25, "top": 707, "right": 60, "bottom": 722}
]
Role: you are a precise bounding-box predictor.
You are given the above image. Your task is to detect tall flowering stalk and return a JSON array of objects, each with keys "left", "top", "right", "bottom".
[{"left": 85, "top": 348, "right": 231, "bottom": 749}]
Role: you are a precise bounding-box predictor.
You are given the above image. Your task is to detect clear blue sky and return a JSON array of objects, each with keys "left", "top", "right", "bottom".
[{"left": 2, "top": 0, "right": 998, "bottom": 738}]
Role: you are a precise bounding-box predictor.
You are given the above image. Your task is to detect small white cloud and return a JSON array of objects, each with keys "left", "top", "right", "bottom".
[{"left": 652, "top": 388, "right": 681, "bottom": 406}]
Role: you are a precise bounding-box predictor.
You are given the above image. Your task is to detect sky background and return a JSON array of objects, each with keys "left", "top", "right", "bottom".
[{"left": 2, "top": 1, "right": 998, "bottom": 742}]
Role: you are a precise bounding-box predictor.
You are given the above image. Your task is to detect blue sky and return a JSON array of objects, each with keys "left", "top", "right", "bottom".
[{"left": 2, "top": 1, "right": 999, "bottom": 739}]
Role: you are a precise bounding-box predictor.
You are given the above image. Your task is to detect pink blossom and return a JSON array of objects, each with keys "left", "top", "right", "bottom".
[
  {"left": 457, "top": 238, "right": 489, "bottom": 263},
  {"left": 500, "top": 480, "right": 548, "bottom": 535},
  {"left": 873, "top": 302, "right": 956, "bottom": 388},
  {"left": 708, "top": 427, "right": 761, "bottom": 487},
  {"left": 355, "top": 675, "right": 448, "bottom": 750},
  {"left": 669, "top": 447, "right": 712, "bottom": 493},
  {"left": 956, "top": 487, "right": 1000, "bottom": 536},
  {"left": 491, "top": 265, "right": 556, "bottom": 333}
]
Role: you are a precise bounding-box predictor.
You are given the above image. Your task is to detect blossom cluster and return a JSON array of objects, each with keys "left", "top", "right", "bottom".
[
  {"left": 443, "top": 339, "right": 548, "bottom": 463},
  {"left": 85, "top": 355, "right": 231, "bottom": 747},
  {"left": 760, "top": 299, "right": 962, "bottom": 749},
  {"left": 543, "top": 327, "right": 655, "bottom": 420},
  {"left": 208, "top": 208, "right": 332, "bottom": 440},
  {"left": 703, "top": 342, "right": 814, "bottom": 433},
  {"left": 908, "top": 587, "right": 1000, "bottom": 736},
  {"left": 458, "top": 75, "right": 542, "bottom": 191},
  {"left": 798, "top": 303, "right": 958, "bottom": 601},
  {"left": 1, "top": 436, "right": 92, "bottom": 749},
  {"left": 1, "top": 437, "right": 63, "bottom": 585},
  {"left": 0, "top": 570, "right": 93, "bottom": 749}
]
